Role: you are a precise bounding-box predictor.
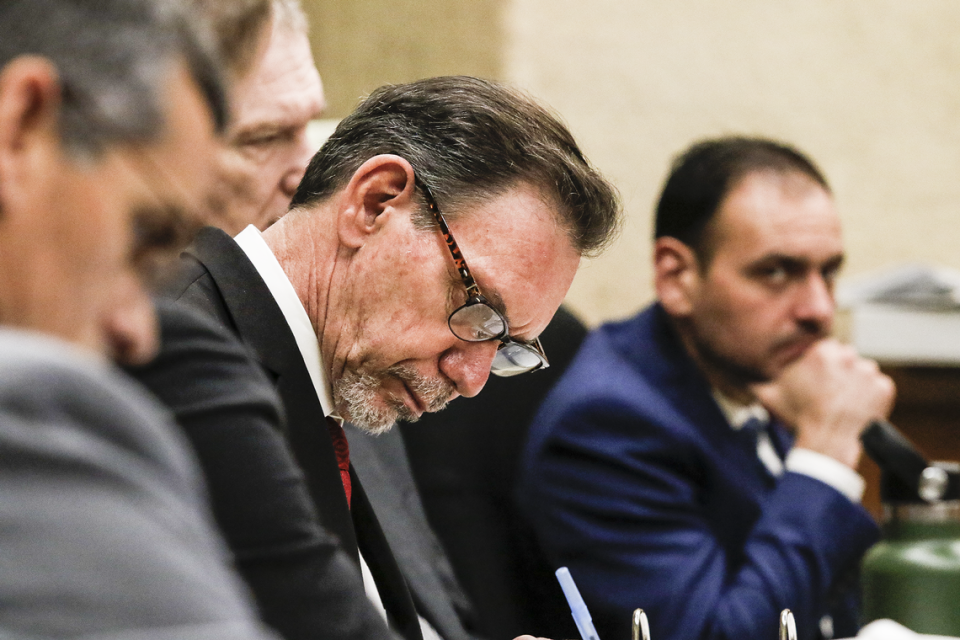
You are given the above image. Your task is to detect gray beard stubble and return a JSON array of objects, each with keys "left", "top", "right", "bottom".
[{"left": 333, "top": 364, "right": 454, "bottom": 435}]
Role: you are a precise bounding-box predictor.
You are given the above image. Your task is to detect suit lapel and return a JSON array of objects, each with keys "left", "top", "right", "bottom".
[
  {"left": 186, "top": 227, "right": 359, "bottom": 558},
  {"left": 347, "top": 425, "right": 476, "bottom": 640},
  {"left": 768, "top": 420, "right": 794, "bottom": 462},
  {"left": 351, "top": 469, "right": 424, "bottom": 640},
  {"left": 641, "top": 305, "right": 777, "bottom": 489}
]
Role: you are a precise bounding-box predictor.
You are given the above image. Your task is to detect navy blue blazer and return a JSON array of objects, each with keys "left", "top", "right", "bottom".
[{"left": 518, "top": 304, "right": 879, "bottom": 640}]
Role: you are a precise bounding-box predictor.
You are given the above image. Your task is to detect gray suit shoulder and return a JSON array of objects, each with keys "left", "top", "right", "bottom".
[
  {"left": 0, "top": 330, "right": 276, "bottom": 639},
  {"left": 0, "top": 329, "right": 202, "bottom": 487}
]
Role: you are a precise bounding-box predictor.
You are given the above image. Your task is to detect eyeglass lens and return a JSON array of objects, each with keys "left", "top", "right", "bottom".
[
  {"left": 449, "top": 301, "right": 507, "bottom": 342},
  {"left": 492, "top": 341, "right": 547, "bottom": 377}
]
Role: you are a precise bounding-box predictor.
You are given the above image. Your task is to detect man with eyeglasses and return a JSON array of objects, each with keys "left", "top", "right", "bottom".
[{"left": 140, "top": 75, "right": 620, "bottom": 640}]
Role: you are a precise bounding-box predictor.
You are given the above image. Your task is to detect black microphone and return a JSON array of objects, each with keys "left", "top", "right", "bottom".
[{"left": 861, "top": 419, "right": 958, "bottom": 503}]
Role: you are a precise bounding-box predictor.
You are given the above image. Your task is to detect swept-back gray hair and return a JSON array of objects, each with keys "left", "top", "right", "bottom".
[
  {"left": 187, "top": 0, "right": 307, "bottom": 79},
  {"left": 0, "top": 0, "right": 228, "bottom": 158},
  {"left": 293, "top": 76, "right": 621, "bottom": 258}
]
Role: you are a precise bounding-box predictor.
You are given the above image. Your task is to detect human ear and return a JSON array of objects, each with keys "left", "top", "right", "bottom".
[
  {"left": 654, "top": 236, "right": 700, "bottom": 317},
  {"left": 0, "top": 57, "right": 62, "bottom": 221},
  {"left": 335, "top": 154, "right": 417, "bottom": 249}
]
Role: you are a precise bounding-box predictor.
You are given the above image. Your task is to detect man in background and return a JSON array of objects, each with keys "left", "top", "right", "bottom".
[
  {"left": 196, "top": 0, "right": 324, "bottom": 234},
  {"left": 0, "top": 0, "right": 276, "bottom": 637},
  {"left": 520, "top": 137, "right": 895, "bottom": 640}
]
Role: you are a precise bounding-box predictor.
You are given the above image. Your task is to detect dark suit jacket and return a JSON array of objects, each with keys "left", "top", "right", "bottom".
[
  {"left": 141, "top": 227, "right": 421, "bottom": 640},
  {"left": 346, "top": 425, "right": 481, "bottom": 640},
  {"left": 402, "top": 307, "right": 586, "bottom": 640},
  {"left": 0, "top": 329, "right": 274, "bottom": 640},
  {"left": 128, "top": 300, "right": 395, "bottom": 640},
  {"left": 518, "top": 304, "right": 880, "bottom": 640}
]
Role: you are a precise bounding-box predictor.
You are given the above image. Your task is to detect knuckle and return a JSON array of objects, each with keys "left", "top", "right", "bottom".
[{"left": 881, "top": 375, "right": 896, "bottom": 398}]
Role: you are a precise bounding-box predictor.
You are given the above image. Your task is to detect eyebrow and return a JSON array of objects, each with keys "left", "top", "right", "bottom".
[
  {"left": 443, "top": 262, "right": 507, "bottom": 315},
  {"left": 483, "top": 287, "right": 509, "bottom": 324},
  {"left": 748, "top": 252, "right": 845, "bottom": 271}
]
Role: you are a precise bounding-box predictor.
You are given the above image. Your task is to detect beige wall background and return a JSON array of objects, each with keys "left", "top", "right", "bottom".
[
  {"left": 306, "top": 0, "right": 505, "bottom": 116},
  {"left": 304, "top": 0, "right": 960, "bottom": 327}
]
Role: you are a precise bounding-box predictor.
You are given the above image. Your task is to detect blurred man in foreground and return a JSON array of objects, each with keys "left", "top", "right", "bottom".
[
  {"left": 0, "top": 0, "right": 276, "bottom": 637},
  {"left": 520, "top": 137, "right": 895, "bottom": 640}
]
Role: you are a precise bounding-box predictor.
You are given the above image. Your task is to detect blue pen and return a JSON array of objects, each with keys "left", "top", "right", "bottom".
[{"left": 556, "top": 567, "right": 601, "bottom": 640}]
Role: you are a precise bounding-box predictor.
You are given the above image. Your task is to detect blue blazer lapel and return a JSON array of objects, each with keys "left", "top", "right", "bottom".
[
  {"left": 638, "top": 306, "right": 734, "bottom": 443},
  {"left": 636, "top": 305, "right": 778, "bottom": 490},
  {"left": 769, "top": 421, "right": 794, "bottom": 462}
]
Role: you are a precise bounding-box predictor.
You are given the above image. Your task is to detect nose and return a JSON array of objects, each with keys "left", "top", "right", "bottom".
[
  {"left": 795, "top": 272, "right": 835, "bottom": 331},
  {"left": 439, "top": 340, "right": 498, "bottom": 398},
  {"left": 103, "top": 279, "right": 158, "bottom": 365},
  {"left": 279, "top": 129, "right": 314, "bottom": 199}
]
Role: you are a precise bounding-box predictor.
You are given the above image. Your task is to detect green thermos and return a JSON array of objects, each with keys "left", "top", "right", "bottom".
[{"left": 860, "top": 420, "right": 960, "bottom": 635}]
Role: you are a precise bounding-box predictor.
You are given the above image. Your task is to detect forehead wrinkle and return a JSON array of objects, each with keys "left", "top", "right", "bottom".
[
  {"left": 234, "top": 39, "right": 324, "bottom": 129},
  {"left": 253, "top": 75, "right": 324, "bottom": 124},
  {"left": 234, "top": 87, "right": 322, "bottom": 130}
]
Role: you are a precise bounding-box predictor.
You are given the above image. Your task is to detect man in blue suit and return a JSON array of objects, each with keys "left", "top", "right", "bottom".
[{"left": 519, "top": 137, "right": 896, "bottom": 640}]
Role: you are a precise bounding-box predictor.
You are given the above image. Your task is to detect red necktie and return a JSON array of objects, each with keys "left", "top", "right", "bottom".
[{"left": 325, "top": 417, "right": 351, "bottom": 508}]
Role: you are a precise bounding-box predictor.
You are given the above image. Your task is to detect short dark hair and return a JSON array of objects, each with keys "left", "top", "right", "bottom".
[
  {"left": 0, "top": 0, "right": 228, "bottom": 158},
  {"left": 654, "top": 136, "right": 829, "bottom": 262},
  {"left": 291, "top": 76, "right": 621, "bottom": 257}
]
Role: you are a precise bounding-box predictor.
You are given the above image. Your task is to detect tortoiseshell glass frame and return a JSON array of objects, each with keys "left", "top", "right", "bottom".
[{"left": 415, "top": 175, "right": 549, "bottom": 376}]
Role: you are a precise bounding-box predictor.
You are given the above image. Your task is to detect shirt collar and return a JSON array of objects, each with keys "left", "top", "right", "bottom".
[
  {"left": 233, "top": 224, "right": 341, "bottom": 423},
  {"left": 711, "top": 388, "right": 769, "bottom": 431}
]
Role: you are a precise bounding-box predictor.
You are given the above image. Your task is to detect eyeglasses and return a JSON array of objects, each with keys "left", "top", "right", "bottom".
[{"left": 416, "top": 176, "right": 549, "bottom": 377}]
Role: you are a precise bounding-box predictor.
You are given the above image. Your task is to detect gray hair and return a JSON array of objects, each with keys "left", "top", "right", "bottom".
[
  {"left": 187, "top": 0, "right": 270, "bottom": 78},
  {"left": 0, "top": 0, "right": 228, "bottom": 159},
  {"left": 186, "top": 0, "right": 307, "bottom": 81},
  {"left": 271, "top": 0, "right": 308, "bottom": 34},
  {"left": 292, "top": 76, "right": 621, "bottom": 258}
]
